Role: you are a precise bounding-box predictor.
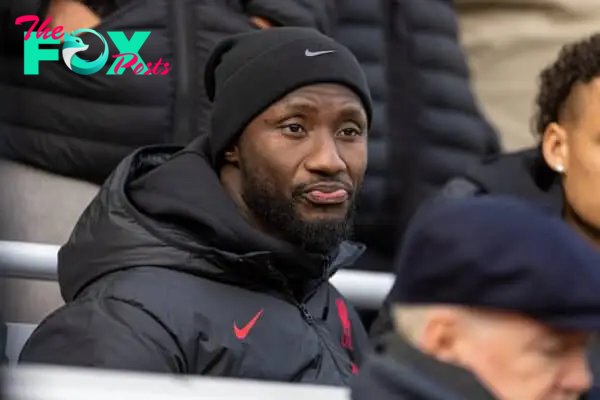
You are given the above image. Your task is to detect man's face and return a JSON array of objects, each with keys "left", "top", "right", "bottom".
[
  {"left": 451, "top": 311, "right": 592, "bottom": 400},
  {"left": 226, "top": 83, "right": 368, "bottom": 253}
]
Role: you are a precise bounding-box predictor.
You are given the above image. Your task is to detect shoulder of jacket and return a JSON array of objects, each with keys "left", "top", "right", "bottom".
[
  {"left": 436, "top": 177, "right": 484, "bottom": 202},
  {"left": 75, "top": 267, "right": 220, "bottom": 325}
]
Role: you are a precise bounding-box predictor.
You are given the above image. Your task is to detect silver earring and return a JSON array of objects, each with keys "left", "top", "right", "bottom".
[{"left": 555, "top": 164, "right": 565, "bottom": 173}]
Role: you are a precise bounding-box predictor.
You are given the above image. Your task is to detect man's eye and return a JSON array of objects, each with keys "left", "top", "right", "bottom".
[
  {"left": 281, "top": 123, "right": 306, "bottom": 135},
  {"left": 338, "top": 127, "right": 362, "bottom": 137}
]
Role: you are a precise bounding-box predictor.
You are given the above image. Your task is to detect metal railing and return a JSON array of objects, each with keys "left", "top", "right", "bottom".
[
  {"left": 0, "top": 242, "right": 58, "bottom": 281},
  {"left": 0, "top": 241, "right": 394, "bottom": 310},
  {"left": 3, "top": 365, "right": 350, "bottom": 400}
]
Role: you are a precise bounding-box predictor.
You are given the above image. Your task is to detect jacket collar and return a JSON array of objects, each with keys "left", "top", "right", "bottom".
[{"left": 372, "top": 333, "right": 498, "bottom": 399}]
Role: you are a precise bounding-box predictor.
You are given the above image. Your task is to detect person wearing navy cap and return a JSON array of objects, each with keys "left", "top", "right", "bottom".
[{"left": 352, "top": 196, "right": 600, "bottom": 400}]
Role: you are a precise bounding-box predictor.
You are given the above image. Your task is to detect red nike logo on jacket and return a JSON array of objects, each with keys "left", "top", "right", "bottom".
[{"left": 234, "top": 309, "right": 263, "bottom": 340}]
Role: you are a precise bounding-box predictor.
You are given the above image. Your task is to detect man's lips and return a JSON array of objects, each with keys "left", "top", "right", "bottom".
[{"left": 302, "top": 183, "right": 351, "bottom": 205}]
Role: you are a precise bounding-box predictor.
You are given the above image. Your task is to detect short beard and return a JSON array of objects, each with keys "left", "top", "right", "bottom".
[{"left": 241, "top": 172, "right": 355, "bottom": 254}]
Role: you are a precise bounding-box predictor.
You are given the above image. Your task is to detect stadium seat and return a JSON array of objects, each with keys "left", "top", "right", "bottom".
[{"left": 5, "top": 322, "right": 36, "bottom": 364}]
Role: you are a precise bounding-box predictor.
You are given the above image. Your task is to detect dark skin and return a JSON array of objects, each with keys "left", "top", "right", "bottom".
[
  {"left": 219, "top": 83, "right": 368, "bottom": 243},
  {"left": 543, "top": 78, "right": 600, "bottom": 249}
]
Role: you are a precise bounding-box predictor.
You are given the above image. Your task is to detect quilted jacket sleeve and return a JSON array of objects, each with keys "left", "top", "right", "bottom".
[
  {"left": 1, "top": 0, "right": 52, "bottom": 53},
  {"left": 18, "top": 297, "right": 187, "bottom": 372},
  {"left": 383, "top": 0, "right": 501, "bottom": 239},
  {"left": 244, "top": 0, "right": 336, "bottom": 34}
]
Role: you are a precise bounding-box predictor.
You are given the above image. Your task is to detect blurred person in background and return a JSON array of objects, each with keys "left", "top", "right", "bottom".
[
  {"left": 0, "top": 0, "right": 336, "bottom": 324},
  {"left": 336, "top": 0, "right": 501, "bottom": 278},
  {"left": 18, "top": 28, "right": 371, "bottom": 383},
  {"left": 380, "top": 0, "right": 500, "bottom": 251},
  {"left": 437, "top": 32, "right": 600, "bottom": 267},
  {"left": 457, "top": 0, "right": 600, "bottom": 151},
  {"left": 353, "top": 197, "right": 599, "bottom": 400},
  {"left": 371, "top": 31, "right": 600, "bottom": 395}
]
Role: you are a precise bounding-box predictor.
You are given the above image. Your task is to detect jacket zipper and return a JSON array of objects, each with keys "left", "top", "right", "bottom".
[
  {"left": 277, "top": 266, "right": 352, "bottom": 377},
  {"left": 171, "top": 0, "right": 192, "bottom": 145},
  {"left": 295, "top": 297, "right": 353, "bottom": 377},
  {"left": 289, "top": 258, "right": 333, "bottom": 326},
  {"left": 295, "top": 258, "right": 334, "bottom": 325},
  {"left": 298, "top": 303, "right": 315, "bottom": 325}
]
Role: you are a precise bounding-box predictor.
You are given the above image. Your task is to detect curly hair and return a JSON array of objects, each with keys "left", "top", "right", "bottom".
[{"left": 534, "top": 33, "right": 600, "bottom": 136}]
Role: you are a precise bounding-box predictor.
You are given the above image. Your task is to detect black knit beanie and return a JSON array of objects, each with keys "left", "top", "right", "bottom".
[{"left": 204, "top": 27, "right": 373, "bottom": 167}]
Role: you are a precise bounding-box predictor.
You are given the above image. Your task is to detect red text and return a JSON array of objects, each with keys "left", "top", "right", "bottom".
[
  {"left": 15, "top": 16, "right": 63, "bottom": 41},
  {"left": 112, "top": 53, "right": 172, "bottom": 75}
]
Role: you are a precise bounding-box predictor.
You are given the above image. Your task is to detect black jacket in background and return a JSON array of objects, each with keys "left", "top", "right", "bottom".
[
  {"left": 18, "top": 137, "right": 370, "bottom": 383},
  {"left": 352, "top": 335, "right": 497, "bottom": 400},
  {"left": 0, "top": 0, "right": 335, "bottom": 183},
  {"left": 333, "top": 0, "right": 392, "bottom": 272},
  {"left": 331, "top": 0, "right": 501, "bottom": 272},
  {"left": 0, "top": 321, "right": 6, "bottom": 364},
  {"left": 369, "top": 148, "right": 563, "bottom": 339},
  {"left": 432, "top": 148, "right": 563, "bottom": 213},
  {"left": 383, "top": 0, "right": 501, "bottom": 241}
]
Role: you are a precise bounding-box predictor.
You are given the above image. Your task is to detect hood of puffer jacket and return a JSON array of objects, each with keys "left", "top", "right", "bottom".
[{"left": 58, "top": 137, "right": 365, "bottom": 302}]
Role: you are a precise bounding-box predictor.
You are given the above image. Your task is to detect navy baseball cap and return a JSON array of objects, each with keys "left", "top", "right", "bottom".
[{"left": 390, "top": 196, "right": 600, "bottom": 331}]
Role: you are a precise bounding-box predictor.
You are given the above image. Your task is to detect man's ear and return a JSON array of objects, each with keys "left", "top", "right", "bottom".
[
  {"left": 542, "top": 122, "right": 569, "bottom": 174},
  {"left": 420, "top": 309, "right": 462, "bottom": 364},
  {"left": 223, "top": 146, "right": 240, "bottom": 165}
]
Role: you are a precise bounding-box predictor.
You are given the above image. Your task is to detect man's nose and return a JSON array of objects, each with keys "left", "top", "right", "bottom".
[
  {"left": 560, "top": 353, "right": 593, "bottom": 395},
  {"left": 303, "top": 134, "right": 347, "bottom": 176}
]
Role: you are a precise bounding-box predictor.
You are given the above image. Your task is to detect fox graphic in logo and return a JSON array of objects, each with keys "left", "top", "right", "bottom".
[{"left": 62, "top": 29, "right": 109, "bottom": 75}]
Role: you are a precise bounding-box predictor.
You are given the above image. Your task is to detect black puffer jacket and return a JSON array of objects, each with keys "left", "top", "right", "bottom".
[
  {"left": 0, "top": 320, "right": 6, "bottom": 364},
  {"left": 0, "top": 0, "right": 335, "bottom": 183},
  {"left": 333, "top": 0, "right": 501, "bottom": 271},
  {"left": 333, "top": 0, "right": 392, "bottom": 271},
  {"left": 19, "top": 137, "right": 370, "bottom": 383},
  {"left": 383, "top": 0, "right": 500, "bottom": 239}
]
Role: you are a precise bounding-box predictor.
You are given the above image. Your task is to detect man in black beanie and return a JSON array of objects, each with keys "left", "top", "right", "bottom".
[
  {"left": 352, "top": 196, "right": 600, "bottom": 400},
  {"left": 19, "top": 27, "right": 372, "bottom": 385},
  {"left": 205, "top": 26, "right": 372, "bottom": 253}
]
